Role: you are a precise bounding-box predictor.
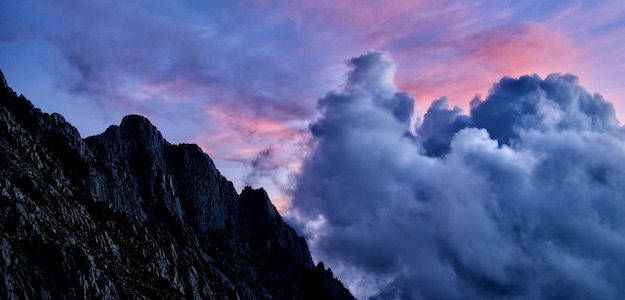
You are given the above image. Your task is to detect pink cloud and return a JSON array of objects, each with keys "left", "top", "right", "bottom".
[
  {"left": 186, "top": 104, "right": 308, "bottom": 167},
  {"left": 393, "top": 23, "right": 578, "bottom": 111},
  {"left": 466, "top": 23, "right": 576, "bottom": 76}
]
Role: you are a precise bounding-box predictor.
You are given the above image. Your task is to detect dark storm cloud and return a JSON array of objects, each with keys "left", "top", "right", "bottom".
[
  {"left": 291, "top": 51, "right": 625, "bottom": 299},
  {"left": 470, "top": 73, "right": 620, "bottom": 145},
  {"left": 418, "top": 74, "right": 620, "bottom": 155},
  {"left": 417, "top": 97, "right": 470, "bottom": 155}
]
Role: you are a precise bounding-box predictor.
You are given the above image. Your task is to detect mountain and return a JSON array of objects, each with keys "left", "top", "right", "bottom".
[{"left": 0, "top": 69, "right": 354, "bottom": 299}]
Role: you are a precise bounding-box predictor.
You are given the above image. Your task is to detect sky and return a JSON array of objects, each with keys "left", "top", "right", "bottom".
[
  {"left": 3, "top": 1, "right": 625, "bottom": 298},
  {"left": 2, "top": 0, "right": 625, "bottom": 211}
]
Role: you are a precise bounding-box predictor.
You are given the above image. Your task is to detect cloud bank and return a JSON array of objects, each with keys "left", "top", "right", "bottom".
[{"left": 291, "top": 51, "right": 625, "bottom": 299}]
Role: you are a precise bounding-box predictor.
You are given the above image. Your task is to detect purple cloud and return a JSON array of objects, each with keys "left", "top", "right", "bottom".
[{"left": 291, "top": 51, "right": 625, "bottom": 299}]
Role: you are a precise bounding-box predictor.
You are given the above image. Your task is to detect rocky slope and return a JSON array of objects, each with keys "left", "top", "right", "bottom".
[{"left": 0, "top": 69, "right": 354, "bottom": 299}]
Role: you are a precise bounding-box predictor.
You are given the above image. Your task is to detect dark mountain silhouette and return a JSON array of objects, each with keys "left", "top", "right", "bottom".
[{"left": 0, "top": 69, "right": 354, "bottom": 299}]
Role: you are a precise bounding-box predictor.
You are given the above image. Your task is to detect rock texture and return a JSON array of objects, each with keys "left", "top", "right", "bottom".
[{"left": 0, "top": 70, "right": 354, "bottom": 299}]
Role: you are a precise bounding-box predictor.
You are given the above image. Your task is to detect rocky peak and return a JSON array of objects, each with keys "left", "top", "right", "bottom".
[
  {"left": 0, "top": 70, "right": 354, "bottom": 299},
  {"left": 93, "top": 114, "right": 168, "bottom": 156},
  {"left": 240, "top": 186, "right": 279, "bottom": 218},
  {"left": 239, "top": 186, "right": 314, "bottom": 269},
  {"left": 167, "top": 142, "right": 240, "bottom": 236},
  {"left": 119, "top": 114, "right": 163, "bottom": 140},
  {"left": 84, "top": 114, "right": 183, "bottom": 223}
]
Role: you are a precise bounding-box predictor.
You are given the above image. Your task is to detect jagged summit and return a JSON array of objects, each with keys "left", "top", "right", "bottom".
[
  {"left": 120, "top": 113, "right": 156, "bottom": 129},
  {"left": 240, "top": 186, "right": 314, "bottom": 268},
  {"left": 94, "top": 113, "right": 166, "bottom": 146},
  {"left": 0, "top": 71, "right": 354, "bottom": 299},
  {"left": 241, "top": 186, "right": 278, "bottom": 216}
]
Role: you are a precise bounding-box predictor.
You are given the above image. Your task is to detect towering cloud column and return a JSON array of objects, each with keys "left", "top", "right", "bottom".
[{"left": 292, "top": 51, "right": 625, "bottom": 299}]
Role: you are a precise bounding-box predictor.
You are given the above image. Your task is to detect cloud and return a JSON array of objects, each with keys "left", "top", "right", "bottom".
[
  {"left": 244, "top": 145, "right": 278, "bottom": 186},
  {"left": 291, "top": 51, "right": 625, "bottom": 299},
  {"left": 418, "top": 73, "right": 619, "bottom": 155},
  {"left": 417, "top": 97, "right": 470, "bottom": 155},
  {"left": 470, "top": 73, "right": 619, "bottom": 144}
]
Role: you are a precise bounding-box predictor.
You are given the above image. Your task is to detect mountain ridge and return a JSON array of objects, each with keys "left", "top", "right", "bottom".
[{"left": 0, "top": 70, "right": 354, "bottom": 299}]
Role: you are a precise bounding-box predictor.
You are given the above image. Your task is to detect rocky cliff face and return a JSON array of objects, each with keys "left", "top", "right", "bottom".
[{"left": 0, "top": 69, "right": 354, "bottom": 299}]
